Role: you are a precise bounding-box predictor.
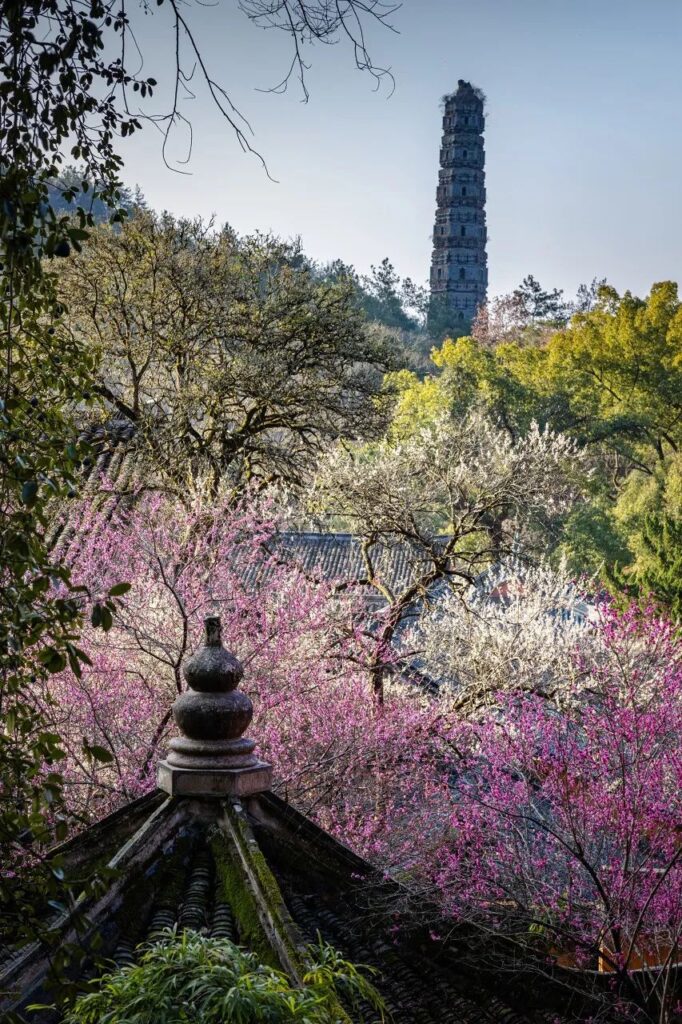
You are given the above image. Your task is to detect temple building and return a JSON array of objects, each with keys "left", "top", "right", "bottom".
[
  {"left": 1, "top": 618, "right": 577, "bottom": 1023},
  {"left": 429, "top": 80, "right": 488, "bottom": 331}
]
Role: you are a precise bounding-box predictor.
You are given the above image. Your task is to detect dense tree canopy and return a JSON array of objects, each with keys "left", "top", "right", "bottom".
[
  {"left": 57, "top": 213, "right": 396, "bottom": 492},
  {"left": 411, "top": 560, "right": 599, "bottom": 715},
  {"left": 386, "top": 282, "right": 682, "bottom": 612}
]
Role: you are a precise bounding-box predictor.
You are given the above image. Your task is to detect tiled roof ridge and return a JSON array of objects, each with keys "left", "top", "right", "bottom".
[
  {"left": 216, "top": 801, "right": 310, "bottom": 985},
  {"left": 2, "top": 790, "right": 588, "bottom": 1023}
]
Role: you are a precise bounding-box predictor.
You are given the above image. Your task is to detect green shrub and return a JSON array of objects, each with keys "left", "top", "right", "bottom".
[{"left": 62, "top": 928, "right": 386, "bottom": 1024}]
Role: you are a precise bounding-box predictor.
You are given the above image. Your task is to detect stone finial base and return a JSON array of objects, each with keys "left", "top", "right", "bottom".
[
  {"left": 157, "top": 759, "right": 273, "bottom": 798},
  {"left": 165, "top": 736, "right": 257, "bottom": 770}
]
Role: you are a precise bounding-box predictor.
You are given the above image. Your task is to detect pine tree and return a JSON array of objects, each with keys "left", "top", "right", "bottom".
[{"left": 633, "top": 512, "right": 682, "bottom": 622}]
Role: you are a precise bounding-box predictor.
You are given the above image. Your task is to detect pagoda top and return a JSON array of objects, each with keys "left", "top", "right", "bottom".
[{"left": 442, "top": 80, "right": 486, "bottom": 106}]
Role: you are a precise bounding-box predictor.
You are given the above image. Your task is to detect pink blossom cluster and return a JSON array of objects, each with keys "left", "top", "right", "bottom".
[
  {"left": 434, "top": 603, "right": 682, "bottom": 979},
  {"left": 37, "top": 490, "right": 682, "bottom": 1006},
  {"left": 42, "top": 490, "right": 448, "bottom": 860}
]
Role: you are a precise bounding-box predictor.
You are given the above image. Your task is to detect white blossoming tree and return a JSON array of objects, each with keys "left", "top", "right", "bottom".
[
  {"left": 311, "top": 411, "right": 588, "bottom": 699},
  {"left": 408, "top": 560, "right": 601, "bottom": 714}
]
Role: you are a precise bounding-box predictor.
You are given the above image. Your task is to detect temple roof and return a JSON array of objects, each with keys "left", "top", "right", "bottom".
[
  {"left": 258, "top": 532, "right": 449, "bottom": 606},
  {"left": 1, "top": 790, "right": 568, "bottom": 1023},
  {"left": 49, "top": 420, "right": 452, "bottom": 607}
]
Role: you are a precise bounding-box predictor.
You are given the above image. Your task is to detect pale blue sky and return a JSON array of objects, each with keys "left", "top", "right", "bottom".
[{"left": 122, "top": 0, "right": 682, "bottom": 299}]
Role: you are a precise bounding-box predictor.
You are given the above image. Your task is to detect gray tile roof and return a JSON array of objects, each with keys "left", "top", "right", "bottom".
[
  {"left": 1, "top": 791, "right": 574, "bottom": 1024},
  {"left": 264, "top": 532, "right": 448, "bottom": 601}
]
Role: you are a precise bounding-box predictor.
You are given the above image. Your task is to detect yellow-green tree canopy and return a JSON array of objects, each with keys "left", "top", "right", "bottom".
[{"left": 381, "top": 283, "right": 682, "bottom": 609}]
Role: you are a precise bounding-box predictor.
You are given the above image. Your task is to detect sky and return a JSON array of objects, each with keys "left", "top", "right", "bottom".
[{"left": 121, "top": 0, "right": 682, "bottom": 300}]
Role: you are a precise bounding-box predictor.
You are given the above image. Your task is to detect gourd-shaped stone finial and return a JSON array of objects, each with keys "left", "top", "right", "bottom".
[
  {"left": 159, "top": 616, "right": 272, "bottom": 797},
  {"left": 165, "top": 616, "right": 257, "bottom": 770},
  {"left": 183, "top": 616, "right": 244, "bottom": 692}
]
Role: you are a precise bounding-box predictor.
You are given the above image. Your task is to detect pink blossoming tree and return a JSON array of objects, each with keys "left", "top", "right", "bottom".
[
  {"left": 36, "top": 488, "right": 682, "bottom": 1020},
  {"left": 433, "top": 605, "right": 682, "bottom": 1022},
  {"left": 39, "top": 489, "right": 449, "bottom": 865}
]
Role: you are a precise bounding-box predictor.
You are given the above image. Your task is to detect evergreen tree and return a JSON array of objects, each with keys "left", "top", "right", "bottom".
[
  {"left": 512, "top": 274, "right": 568, "bottom": 325},
  {"left": 631, "top": 512, "right": 682, "bottom": 621},
  {"left": 47, "top": 166, "right": 146, "bottom": 223},
  {"left": 361, "top": 257, "right": 425, "bottom": 333}
]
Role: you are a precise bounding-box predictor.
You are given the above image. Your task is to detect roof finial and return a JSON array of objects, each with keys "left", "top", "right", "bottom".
[
  {"left": 158, "top": 616, "right": 272, "bottom": 798},
  {"left": 205, "top": 615, "right": 221, "bottom": 646}
]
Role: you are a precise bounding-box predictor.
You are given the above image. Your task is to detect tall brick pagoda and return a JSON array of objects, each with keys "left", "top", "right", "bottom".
[{"left": 429, "top": 80, "right": 488, "bottom": 331}]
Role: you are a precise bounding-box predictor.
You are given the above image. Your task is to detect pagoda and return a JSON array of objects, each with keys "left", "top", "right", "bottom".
[{"left": 429, "top": 80, "right": 488, "bottom": 331}]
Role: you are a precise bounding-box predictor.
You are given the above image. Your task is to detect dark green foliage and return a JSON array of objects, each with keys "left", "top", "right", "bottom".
[
  {"left": 60, "top": 929, "right": 387, "bottom": 1024},
  {"left": 512, "top": 274, "right": 568, "bottom": 326},
  {"left": 360, "top": 258, "right": 427, "bottom": 334},
  {"left": 0, "top": 0, "right": 157, "bottom": 978},
  {"left": 629, "top": 513, "right": 682, "bottom": 622},
  {"left": 558, "top": 502, "right": 632, "bottom": 580},
  {"left": 318, "top": 257, "right": 431, "bottom": 361},
  {"left": 572, "top": 276, "right": 608, "bottom": 314},
  {"left": 48, "top": 166, "right": 146, "bottom": 223}
]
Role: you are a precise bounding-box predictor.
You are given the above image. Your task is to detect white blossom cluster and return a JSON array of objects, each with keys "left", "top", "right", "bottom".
[
  {"left": 312, "top": 411, "right": 588, "bottom": 565},
  {"left": 408, "top": 560, "right": 602, "bottom": 716},
  {"left": 314, "top": 412, "right": 586, "bottom": 537}
]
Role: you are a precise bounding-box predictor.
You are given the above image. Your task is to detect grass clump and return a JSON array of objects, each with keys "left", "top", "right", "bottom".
[{"left": 62, "top": 928, "right": 387, "bottom": 1023}]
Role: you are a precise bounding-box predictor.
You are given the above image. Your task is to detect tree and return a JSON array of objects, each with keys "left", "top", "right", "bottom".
[
  {"left": 533, "top": 281, "right": 682, "bottom": 583},
  {"left": 426, "top": 291, "right": 472, "bottom": 346},
  {"left": 0, "top": 0, "right": 157, "bottom": 952},
  {"left": 624, "top": 512, "right": 682, "bottom": 622},
  {"left": 472, "top": 278, "right": 609, "bottom": 349},
  {"left": 603, "top": 451, "right": 682, "bottom": 618},
  {"left": 472, "top": 275, "right": 569, "bottom": 348},
  {"left": 310, "top": 411, "right": 586, "bottom": 699},
  {"left": 513, "top": 274, "right": 568, "bottom": 325},
  {"left": 360, "top": 258, "right": 427, "bottom": 334},
  {"left": 410, "top": 284, "right": 682, "bottom": 593},
  {"left": 317, "top": 257, "right": 431, "bottom": 365},
  {"left": 471, "top": 291, "right": 528, "bottom": 348},
  {"left": 29, "top": 485, "right": 682, "bottom": 1023},
  {"left": 435, "top": 604, "right": 682, "bottom": 1024},
  {"left": 570, "top": 276, "right": 608, "bottom": 315},
  {"left": 57, "top": 214, "right": 395, "bottom": 492},
  {"left": 541, "top": 282, "right": 682, "bottom": 470},
  {"left": 409, "top": 560, "right": 600, "bottom": 715},
  {"left": 47, "top": 166, "right": 147, "bottom": 223},
  {"left": 383, "top": 334, "right": 550, "bottom": 447}
]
